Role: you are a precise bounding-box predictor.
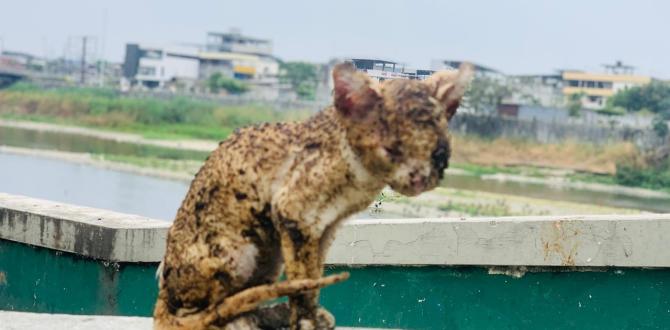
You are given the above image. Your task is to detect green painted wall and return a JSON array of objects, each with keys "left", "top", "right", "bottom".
[{"left": 1, "top": 239, "right": 669, "bottom": 329}]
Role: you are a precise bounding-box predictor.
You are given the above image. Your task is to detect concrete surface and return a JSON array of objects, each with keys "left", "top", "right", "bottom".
[
  {"left": 1, "top": 193, "right": 670, "bottom": 267},
  {"left": 0, "top": 311, "right": 388, "bottom": 330},
  {"left": 330, "top": 215, "right": 670, "bottom": 267},
  {"left": 0, "top": 311, "right": 152, "bottom": 330},
  {"left": 0, "top": 193, "right": 169, "bottom": 262}
]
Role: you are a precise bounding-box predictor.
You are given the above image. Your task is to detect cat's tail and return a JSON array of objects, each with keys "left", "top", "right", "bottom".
[
  {"left": 154, "top": 272, "right": 349, "bottom": 329},
  {"left": 203, "top": 272, "right": 349, "bottom": 324}
]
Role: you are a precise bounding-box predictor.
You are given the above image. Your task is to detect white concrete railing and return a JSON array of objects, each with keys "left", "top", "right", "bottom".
[{"left": 1, "top": 192, "right": 669, "bottom": 267}]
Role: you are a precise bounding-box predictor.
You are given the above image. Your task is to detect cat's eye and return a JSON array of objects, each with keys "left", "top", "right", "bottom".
[{"left": 411, "top": 108, "right": 435, "bottom": 125}]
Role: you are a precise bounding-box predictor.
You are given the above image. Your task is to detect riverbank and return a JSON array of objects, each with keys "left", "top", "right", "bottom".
[
  {"left": 0, "top": 145, "right": 651, "bottom": 216},
  {"left": 0, "top": 118, "right": 218, "bottom": 152},
  {"left": 0, "top": 145, "right": 196, "bottom": 182},
  {"left": 0, "top": 115, "right": 643, "bottom": 176},
  {"left": 0, "top": 85, "right": 312, "bottom": 140},
  {"left": 1, "top": 108, "right": 669, "bottom": 213}
]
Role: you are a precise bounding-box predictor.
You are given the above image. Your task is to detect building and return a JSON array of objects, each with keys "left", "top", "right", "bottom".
[
  {"left": 562, "top": 62, "right": 652, "bottom": 109},
  {"left": 202, "top": 30, "right": 279, "bottom": 83},
  {"left": 122, "top": 30, "right": 280, "bottom": 91},
  {"left": 349, "top": 58, "right": 409, "bottom": 81},
  {"left": 1, "top": 50, "right": 46, "bottom": 71},
  {"left": 122, "top": 44, "right": 199, "bottom": 89},
  {"left": 199, "top": 48, "right": 278, "bottom": 84},
  {"left": 431, "top": 59, "right": 504, "bottom": 80},
  {"left": 507, "top": 74, "right": 565, "bottom": 107},
  {"left": 205, "top": 30, "right": 272, "bottom": 56},
  {"left": 347, "top": 58, "right": 434, "bottom": 82}
]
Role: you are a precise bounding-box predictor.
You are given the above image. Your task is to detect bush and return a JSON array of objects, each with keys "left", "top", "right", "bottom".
[
  {"left": 280, "top": 62, "right": 318, "bottom": 100},
  {"left": 615, "top": 161, "right": 670, "bottom": 190},
  {"left": 608, "top": 81, "right": 670, "bottom": 114},
  {"left": 208, "top": 73, "right": 249, "bottom": 94},
  {"left": 596, "top": 106, "right": 626, "bottom": 116},
  {"left": 652, "top": 116, "right": 669, "bottom": 138}
]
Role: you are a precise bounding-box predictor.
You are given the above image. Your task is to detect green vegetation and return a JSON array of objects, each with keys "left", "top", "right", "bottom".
[
  {"left": 566, "top": 92, "right": 584, "bottom": 117},
  {"left": 207, "top": 73, "right": 249, "bottom": 94},
  {"left": 280, "top": 61, "right": 319, "bottom": 100},
  {"left": 438, "top": 200, "right": 512, "bottom": 217},
  {"left": 595, "top": 106, "right": 626, "bottom": 116},
  {"left": 451, "top": 163, "right": 525, "bottom": 177},
  {"left": 608, "top": 81, "right": 670, "bottom": 114},
  {"left": 652, "top": 115, "right": 669, "bottom": 138},
  {"left": 615, "top": 160, "right": 670, "bottom": 191},
  {"left": 95, "top": 154, "right": 202, "bottom": 174},
  {"left": 567, "top": 172, "right": 617, "bottom": 186},
  {"left": 0, "top": 83, "right": 310, "bottom": 140}
]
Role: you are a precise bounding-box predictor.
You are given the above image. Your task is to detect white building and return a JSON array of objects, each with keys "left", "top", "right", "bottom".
[
  {"left": 122, "top": 30, "right": 281, "bottom": 92},
  {"left": 122, "top": 44, "right": 199, "bottom": 89}
]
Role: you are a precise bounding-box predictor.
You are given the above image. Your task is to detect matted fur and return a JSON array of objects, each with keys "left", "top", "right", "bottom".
[{"left": 154, "top": 63, "right": 472, "bottom": 330}]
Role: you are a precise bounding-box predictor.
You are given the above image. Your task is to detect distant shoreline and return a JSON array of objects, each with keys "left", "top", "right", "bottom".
[
  {"left": 0, "top": 119, "right": 219, "bottom": 152},
  {"left": 0, "top": 145, "right": 194, "bottom": 182},
  {"left": 1, "top": 117, "right": 668, "bottom": 203}
]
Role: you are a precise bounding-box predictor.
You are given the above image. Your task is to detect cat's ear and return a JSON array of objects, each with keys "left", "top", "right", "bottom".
[
  {"left": 332, "top": 62, "right": 382, "bottom": 120},
  {"left": 424, "top": 63, "right": 473, "bottom": 121}
]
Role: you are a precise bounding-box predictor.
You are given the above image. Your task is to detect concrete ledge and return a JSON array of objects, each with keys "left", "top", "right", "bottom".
[
  {"left": 0, "top": 193, "right": 169, "bottom": 262},
  {"left": 0, "top": 311, "right": 384, "bottom": 330},
  {"left": 331, "top": 215, "right": 670, "bottom": 267},
  {"left": 1, "top": 193, "right": 670, "bottom": 267}
]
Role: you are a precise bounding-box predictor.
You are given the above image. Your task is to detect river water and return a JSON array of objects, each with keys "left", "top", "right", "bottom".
[
  {"left": 1, "top": 125, "right": 669, "bottom": 218},
  {"left": 0, "top": 152, "right": 188, "bottom": 220}
]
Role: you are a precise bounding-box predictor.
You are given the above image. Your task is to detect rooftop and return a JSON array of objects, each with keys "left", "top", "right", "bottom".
[{"left": 206, "top": 31, "right": 271, "bottom": 44}]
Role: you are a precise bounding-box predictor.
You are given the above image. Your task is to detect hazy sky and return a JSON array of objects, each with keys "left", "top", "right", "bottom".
[{"left": 2, "top": 0, "right": 670, "bottom": 78}]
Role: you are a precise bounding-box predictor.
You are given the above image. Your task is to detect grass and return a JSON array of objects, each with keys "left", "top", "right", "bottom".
[
  {"left": 94, "top": 154, "right": 203, "bottom": 174},
  {"left": 567, "top": 172, "right": 618, "bottom": 186},
  {"left": 437, "top": 200, "right": 513, "bottom": 217},
  {"left": 0, "top": 83, "right": 311, "bottom": 141},
  {"left": 450, "top": 163, "right": 521, "bottom": 176},
  {"left": 615, "top": 161, "right": 670, "bottom": 192},
  {"left": 451, "top": 135, "right": 641, "bottom": 175},
  {"left": 450, "top": 163, "right": 549, "bottom": 178}
]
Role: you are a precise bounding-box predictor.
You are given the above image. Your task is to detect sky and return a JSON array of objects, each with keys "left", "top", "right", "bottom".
[{"left": 2, "top": 0, "right": 670, "bottom": 78}]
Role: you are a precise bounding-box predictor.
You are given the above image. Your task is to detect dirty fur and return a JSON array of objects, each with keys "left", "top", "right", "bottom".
[{"left": 153, "top": 63, "right": 473, "bottom": 330}]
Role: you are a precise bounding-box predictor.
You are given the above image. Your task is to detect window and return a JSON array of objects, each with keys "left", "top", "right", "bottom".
[
  {"left": 140, "top": 49, "right": 162, "bottom": 59},
  {"left": 602, "top": 82, "right": 613, "bottom": 89},
  {"left": 138, "top": 66, "right": 156, "bottom": 76},
  {"left": 568, "top": 80, "right": 579, "bottom": 87}
]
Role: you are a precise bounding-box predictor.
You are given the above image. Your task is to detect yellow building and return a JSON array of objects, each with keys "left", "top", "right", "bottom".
[{"left": 562, "top": 71, "right": 651, "bottom": 109}]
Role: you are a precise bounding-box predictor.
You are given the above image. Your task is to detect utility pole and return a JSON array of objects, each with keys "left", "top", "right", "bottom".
[
  {"left": 99, "top": 9, "right": 108, "bottom": 87},
  {"left": 80, "top": 36, "right": 88, "bottom": 85}
]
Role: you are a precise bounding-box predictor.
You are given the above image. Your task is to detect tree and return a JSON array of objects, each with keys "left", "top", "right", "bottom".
[
  {"left": 608, "top": 81, "right": 670, "bottom": 114},
  {"left": 566, "top": 92, "right": 584, "bottom": 117},
  {"left": 280, "top": 62, "right": 318, "bottom": 100},
  {"left": 208, "top": 73, "right": 249, "bottom": 95},
  {"left": 463, "top": 76, "right": 514, "bottom": 113},
  {"left": 653, "top": 115, "right": 669, "bottom": 138}
]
